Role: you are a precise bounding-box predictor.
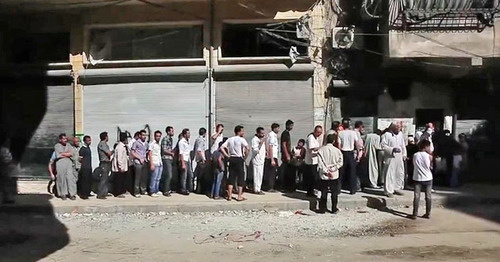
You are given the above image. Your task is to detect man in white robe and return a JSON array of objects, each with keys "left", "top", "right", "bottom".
[
  {"left": 381, "top": 123, "right": 407, "bottom": 197},
  {"left": 364, "top": 132, "right": 381, "bottom": 189}
]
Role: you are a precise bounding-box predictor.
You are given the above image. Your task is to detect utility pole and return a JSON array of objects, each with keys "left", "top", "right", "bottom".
[
  {"left": 208, "top": 0, "right": 215, "bottom": 142},
  {"left": 308, "top": 0, "right": 341, "bottom": 132}
]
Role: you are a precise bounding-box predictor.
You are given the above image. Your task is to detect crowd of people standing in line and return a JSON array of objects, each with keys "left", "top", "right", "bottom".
[{"left": 48, "top": 118, "right": 467, "bottom": 217}]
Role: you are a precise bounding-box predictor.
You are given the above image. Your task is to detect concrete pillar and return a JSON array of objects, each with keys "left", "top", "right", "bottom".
[{"left": 74, "top": 84, "right": 84, "bottom": 138}]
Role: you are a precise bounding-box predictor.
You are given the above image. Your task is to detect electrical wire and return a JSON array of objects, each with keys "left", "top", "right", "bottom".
[
  {"left": 135, "top": 0, "right": 206, "bottom": 20},
  {"left": 413, "top": 32, "right": 484, "bottom": 57},
  {"left": 236, "top": 1, "right": 270, "bottom": 17},
  {"left": 53, "top": 0, "right": 128, "bottom": 6},
  {"left": 259, "top": 30, "right": 310, "bottom": 47}
]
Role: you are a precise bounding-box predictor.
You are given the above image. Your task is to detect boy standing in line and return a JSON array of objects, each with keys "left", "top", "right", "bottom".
[{"left": 409, "top": 140, "right": 433, "bottom": 220}]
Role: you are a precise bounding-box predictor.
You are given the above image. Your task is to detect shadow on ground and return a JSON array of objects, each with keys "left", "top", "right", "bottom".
[
  {"left": 437, "top": 187, "right": 500, "bottom": 224},
  {"left": 0, "top": 194, "right": 69, "bottom": 262},
  {"left": 363, "top": 196, "right": 412, "bottom": 218},
  {"left": 281, "top": 191, "right": 317, "bottom": 211}
]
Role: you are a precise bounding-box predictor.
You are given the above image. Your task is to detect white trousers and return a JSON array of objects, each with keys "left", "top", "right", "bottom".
[
  {"left": 253, "top": 163, "right": 265, "bottom": 192},
  {"left": 383, "top": 153, "right": 405, "bottom": 194}
]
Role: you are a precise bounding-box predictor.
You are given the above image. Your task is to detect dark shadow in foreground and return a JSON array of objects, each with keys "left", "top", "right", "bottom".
[{"left": 0, "top": 194, "right": 69, "bottom": 262}]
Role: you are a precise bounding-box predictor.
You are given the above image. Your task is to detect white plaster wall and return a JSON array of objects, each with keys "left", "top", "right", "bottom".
[{"left": 389, "top": 22, "right": 500, "bottom": 58}]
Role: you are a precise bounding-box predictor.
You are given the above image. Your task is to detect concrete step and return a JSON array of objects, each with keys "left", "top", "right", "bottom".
[{"left": 2, "top": 181, "right": 498, "bottom": 214}]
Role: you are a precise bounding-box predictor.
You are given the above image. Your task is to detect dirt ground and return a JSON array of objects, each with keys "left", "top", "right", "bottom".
[{"left": 1, "top": 205, "right": 499, "bottom": 262}]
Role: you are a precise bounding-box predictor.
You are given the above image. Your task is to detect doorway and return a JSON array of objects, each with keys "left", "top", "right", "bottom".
[{"left": 415, "top": 109, "right": 444, "bottom": 128}]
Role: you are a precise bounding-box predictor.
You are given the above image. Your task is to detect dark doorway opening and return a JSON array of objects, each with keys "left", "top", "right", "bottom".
[{"left": 416, "top": 109, "right": 444, "bottom": 128}]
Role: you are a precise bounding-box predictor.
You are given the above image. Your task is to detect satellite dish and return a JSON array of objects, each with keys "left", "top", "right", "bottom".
[{"left": 333, "top": 26, "right": 355, "bottom": 49}]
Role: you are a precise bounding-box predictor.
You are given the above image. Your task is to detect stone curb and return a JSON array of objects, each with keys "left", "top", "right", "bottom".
[{"left": 2, "top": 193, "right": 497, "bottom": 215}]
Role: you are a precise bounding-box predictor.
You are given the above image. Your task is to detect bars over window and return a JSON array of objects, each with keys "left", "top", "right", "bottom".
[
  {"left": 89, "top": 25, "right": 204, "bottom": 60},
  {"left": 221, "top": 22, "right": 308, "bottom": 58}
]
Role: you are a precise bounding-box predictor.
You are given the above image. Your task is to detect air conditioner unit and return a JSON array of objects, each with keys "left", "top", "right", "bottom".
[
  {"left": 332, "top": 26, "right": 365, "bottom": 49},
  {"left": 332, "top": 27, "right": 355, "bottom": 49}
]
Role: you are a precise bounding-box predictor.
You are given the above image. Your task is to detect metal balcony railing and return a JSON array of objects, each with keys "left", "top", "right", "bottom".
[{"left": 390, "top": 7, "right": 499, "bottom": 32}]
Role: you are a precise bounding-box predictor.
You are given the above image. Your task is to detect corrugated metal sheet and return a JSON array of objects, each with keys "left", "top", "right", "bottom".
[
  {"left": 216, "top": 79, "right": 313, "bottom": 153},
  {"left": 83, "top": 82, "right": 207, "bottom": 169},
  {"left": 29, "top": 85, "right": 74, "bottom": 148}
]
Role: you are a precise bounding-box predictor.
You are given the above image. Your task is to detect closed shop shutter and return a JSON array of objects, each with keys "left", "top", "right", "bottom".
[
  {"left": 83, "top": 82, "right": 207, "bottom": 168},
  {"left": 215, "top": 79, "right": 313, "bottom": 152}
]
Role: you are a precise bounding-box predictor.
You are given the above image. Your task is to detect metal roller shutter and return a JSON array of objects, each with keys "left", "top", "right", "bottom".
[
  {"left": 83, "top": 82, "right": 207, "bottom": 169},
  {"left": 215, "top": 79, "right": 313, "bottom": 153}
]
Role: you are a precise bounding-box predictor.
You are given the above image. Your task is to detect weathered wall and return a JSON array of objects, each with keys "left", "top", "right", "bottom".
[
  {"left": 389, "top": 22, "right": 500, "bottom": 58},
  {"left": 377, "top": 82, "right": 453, "bottom": 118}
]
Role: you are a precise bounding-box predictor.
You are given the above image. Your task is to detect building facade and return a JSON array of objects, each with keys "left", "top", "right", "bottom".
[
  {"left": 1, "top": 0, "right": 499, "bottom": 174},
  {"left": 0, "top": 0, "right": 325, "bottom": 171}
]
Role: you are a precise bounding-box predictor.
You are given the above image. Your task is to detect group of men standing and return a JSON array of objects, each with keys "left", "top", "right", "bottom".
[
  {"left": 50, "top": 133, "right": 92, "bottom": 200},
  {"left": 49, "top": 119, "right": 303, "bottom": 202},
  {"left": 322, "top": 118, "right": 409, "bottom": 199}
]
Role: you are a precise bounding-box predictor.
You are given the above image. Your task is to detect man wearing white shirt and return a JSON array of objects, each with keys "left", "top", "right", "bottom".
[
  {"left": 251, "top": 127, "right": 266, "bottom": 195},
  {"left": 304, "top": 125, "right": 323, "bottom": 197},
  {"left": 381, "top": 122, "right": 407, "bottom": 197},
  {"left": 263, "top": 123, "right": 280, "bottom": 192},
  {"left": 148, "top": 130, "right": 163, "bottom": 197},
  {"left": 410, "top": 139, "right": 433, "bottom": 220},
  {"left": 221, "top": 125, "right": 250, "bottom": 201},
  {"left": 178, "top": 128, "right": 193, "bottom": 195},
  {"left": 210, "top": 124, "right": 224, "bottom": 155},
  {"left": 317, "top": 134, "right": 344, "bottom": 214},
  {"left": 338, "top": 118, "right": 361, "bottom": 195}
]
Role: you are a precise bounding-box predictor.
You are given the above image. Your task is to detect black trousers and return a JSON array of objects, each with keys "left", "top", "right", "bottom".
[
  {"left": 228, "top": 157, "right": 245, "bottom": 187},
  {"left": 195, "top": 161, "right": 210, "bottom": 194},
  {"left": 318, "top": 179, "right": 340, "bottom": 212},
  {"left": 263, "top": 158, "right": 278, "bottom": 191},
  {"left": 79, "top": 167, "right": 92, "bottom": 198},
  {"left": 304, "top": 164, "right": 319, "bottom": 195},
  {"left": 113, "top": 171, "right": 128, "bottom": 196},
  {"left": 282, "top": 161, "right": 296, "bottom": 191},
  {"left": 98, "top": 162, "right": 111, "bottom": 198},
  {"left": 133, "top": 163, "right": 148, "bottom": 195},
  {"left": 340, "top": 151, "right": 357, "bottom": 194},
  {"left": 126, "top": 165, "right": 134, "bottom": 194}
]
